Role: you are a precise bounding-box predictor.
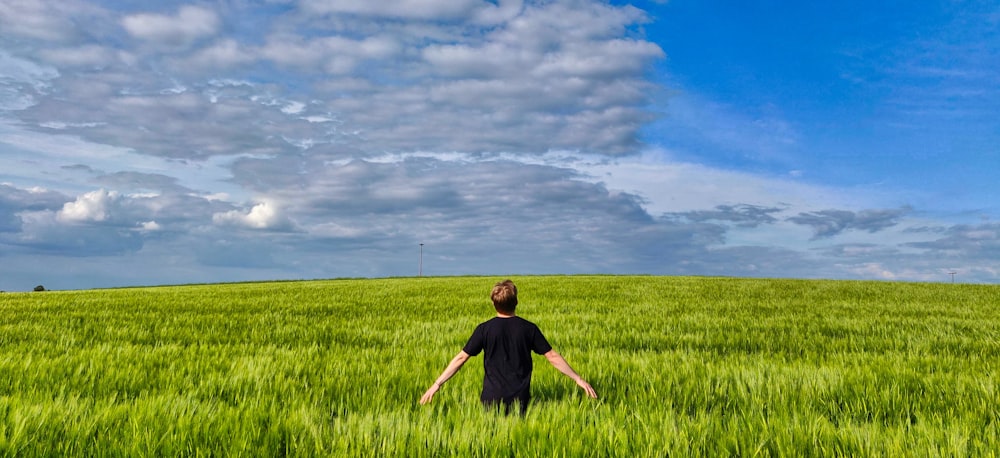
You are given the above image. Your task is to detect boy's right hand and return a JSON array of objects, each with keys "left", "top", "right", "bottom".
[
  {"left": 419, "top": 383, "right": 440, "bottom": 404},
  {"left": 575, "top": 378, "right": 598, "bottom": 399}
]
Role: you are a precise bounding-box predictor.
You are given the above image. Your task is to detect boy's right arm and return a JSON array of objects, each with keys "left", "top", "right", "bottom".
[
  {"left": 544, "top": 350, "right": 598, "bottom": 399},
  {"left": 419, "top": 351, "right": 470, "bottom": 405}
]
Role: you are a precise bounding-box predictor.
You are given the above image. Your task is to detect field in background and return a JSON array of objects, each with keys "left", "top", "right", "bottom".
[{"left": 1, "top": 275, "right": 998, "bottom": 456}]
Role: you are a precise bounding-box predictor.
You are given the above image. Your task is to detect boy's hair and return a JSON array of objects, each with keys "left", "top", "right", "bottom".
[{"left": 491, "top": 280, "right": 518, "bottom": 314}]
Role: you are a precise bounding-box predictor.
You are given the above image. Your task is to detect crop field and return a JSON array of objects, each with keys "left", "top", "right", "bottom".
[{"left": 0, "top": 275, "right": 998, "bottom": 456}]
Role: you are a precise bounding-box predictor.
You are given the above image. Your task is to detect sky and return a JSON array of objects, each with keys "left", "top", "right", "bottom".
[{"left": 1, "top": 0, "right": 998, "bottom": 291}]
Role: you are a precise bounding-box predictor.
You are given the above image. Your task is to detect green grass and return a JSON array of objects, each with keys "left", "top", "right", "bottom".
[{"left": 0, "top": 276, "right": 998, "bottom": 456}]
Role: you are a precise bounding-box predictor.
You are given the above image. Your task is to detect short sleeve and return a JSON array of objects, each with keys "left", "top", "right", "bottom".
[
  {"left": 462, "top": 323, "right": 486, "bottom": 356},
  {"left": 531, "top": 324, "right": 552, "bottom": 355}
]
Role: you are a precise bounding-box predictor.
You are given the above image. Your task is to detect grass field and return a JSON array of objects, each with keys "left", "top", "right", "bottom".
[{"left": 1, "top": 275, "right": 998, "bottom": 456}]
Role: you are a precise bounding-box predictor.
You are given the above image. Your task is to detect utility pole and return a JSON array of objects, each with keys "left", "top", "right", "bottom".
[
  {"left": 419, "top": 243, "right": 424, "bottom": 277},
  {"left": 948, "top": 271, "right": 956, "bottom": 283}
]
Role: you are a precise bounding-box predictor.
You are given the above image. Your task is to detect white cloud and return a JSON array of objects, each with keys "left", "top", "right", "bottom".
[
  {"left": 281, "top": 101, "right": 306, "bottom": 114},
  {"left": 6, "top": 1, "right": 662, "bottom": 164},
  {"left": 310, "top": 222, "right": 366, "bottom": 238},
  {"left": 422, "top": 42, "right": 524, "bottom": 78},
  {"left": 298, "top": 0, "right": 490, "bottom": 21},
  {"left": 122, "top": 6, "right": 220, "bottom": 48},
  {"left": 213, "top": 200, "right": 293, "bottom": 230},
  {"left": 0, "top": 51, "right": 60, "bottom": 92},
  {"left": 0, "top": 87, "right": 37, "bottom": 112},
  {"left": 260, "top": 34, "right": 401, "bottom": 73},
  {"left": 0, "top": 0, "right": 81, "bottom": 41},
  {"left": 182, "top": 39, "right": 256, "bottom": 70},
  {"left": 0, "top": 119, "right": 252, "bottom": 204},
  {"left": 202, "top": 193, "right": 232, "bottom": 202},
  {"left": 497, "top": 149, "right": 870, "bottom": 216},
  {"left": 39, "top": 121, "right": 105, "bottom": 129},
  {"left": 139, "top": 220, "right": 161, "bottom": 231},
  {"left": 38, "top": 45, "right": 123, "bottom": 68},
  {"left": 840, "top": 262, "right": 960, "bottom": 283},
  {"left": 57, "top": 189, "right": 118, "bottom": 223},
  {"left": 472, "top": 0, "right": 524, "bottom": 24},
  {"left": 533, "top": 39, "right": 664, "bottom": 79},
  {"left": 302, "top": 115, "right": 335, "bottom": 123}
]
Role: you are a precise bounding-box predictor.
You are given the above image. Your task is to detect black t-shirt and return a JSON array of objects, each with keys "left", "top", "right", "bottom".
[{"left": 463, "top": 316, "right": 553, "bottom": 403}]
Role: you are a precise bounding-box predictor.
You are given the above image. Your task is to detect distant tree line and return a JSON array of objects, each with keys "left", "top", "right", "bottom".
[{"left": 0, "top": 285, "right": 47, "bottom": 292}]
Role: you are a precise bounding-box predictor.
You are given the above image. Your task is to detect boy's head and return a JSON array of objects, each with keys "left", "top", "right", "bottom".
[{"left": 491, "top": 280, "right": 518, "bottom": 314}]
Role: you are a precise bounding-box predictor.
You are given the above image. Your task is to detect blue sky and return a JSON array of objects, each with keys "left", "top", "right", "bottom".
[
  {"left": 1, "top": 0, "right": 997, "bottom": 291},
  {"left": 648, "top": 1, "right": 999, "bottom": 213}
]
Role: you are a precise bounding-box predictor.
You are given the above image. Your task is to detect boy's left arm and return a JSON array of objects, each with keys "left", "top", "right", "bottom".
[{"left": 419, "top": 351, "right": 471, "bottom": 404}]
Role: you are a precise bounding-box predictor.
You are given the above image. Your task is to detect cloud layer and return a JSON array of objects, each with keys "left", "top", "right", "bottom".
[{"left": 1, "top": 0, "right": 996, "bottom": 290}]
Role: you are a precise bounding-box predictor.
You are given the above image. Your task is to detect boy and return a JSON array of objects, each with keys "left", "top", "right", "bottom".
[{"left": 419, "top": 279, "right": 598, "bottom": 415}]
